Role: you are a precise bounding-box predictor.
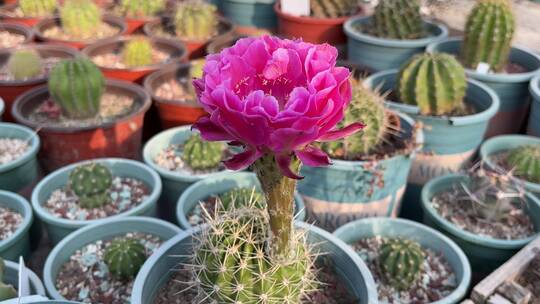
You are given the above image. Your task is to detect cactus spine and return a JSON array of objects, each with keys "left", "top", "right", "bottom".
[
  {"left": 60, "top": 0, "right": 102, "bottom": 39},
  {"left": 507, "top": 146, "right": 540, "bottom": 183},
  {"left": 174, "top": 1, "right": 218, "bottom": 41},
  {"left": 118, "top": 0, "right": 165, "bottom": 17},
  {"left": 218, "top": 187, "right": 265, "bottom": 210},
  {"left": 378, "top": 238, "right": 425, "bottom": 290},
  {"left": 48, "top": 58, "right": 105, "bottom": 119},
  {"left": 372, "top": 0, "right": 425, "bottom": 39},
  {"left": 104, "top": 238, "right": 147, "bottom": 279},
  {"left": 398, "top": 53, "right": 467, "bottom": 116},
  {"left": 462, "top": 0, "right": 515, "bottom": 72},
  {"left": 0, "top": 258, "right": 17, "bottom": 301},
  {"left": 181, "top": 133, "right": 224, "bottom": 171},
  {"left": 7, "top": 49, "right": 43, "bottom": 80},
  {"left": 121, "top": 38, "right": 154, "bottom": 68},
  {"left": 310, "top": 0, "right": 357, "bottom": 18},
  {"left": 69, "top": 163, "right": 113, "bottom": 209},
  {"left": 19, "top": 0, "right": 57, "bottom": 17}
]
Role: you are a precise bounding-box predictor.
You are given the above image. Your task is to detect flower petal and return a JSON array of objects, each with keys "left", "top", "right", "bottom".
[
  {"left": 192, "top": 116, "right": 235, "bottom": 142},
  {"left": 223, "top": 148, "right": 262, "bottom": 171},
  {"left": 276, "top": 154, "right": 303, "bottom": 180},
  {"left": 317, "top": 122, "right": 365, "bottom": 142},
  {"left": 296, "top": 145, "right": 331, "bottom": 167}
]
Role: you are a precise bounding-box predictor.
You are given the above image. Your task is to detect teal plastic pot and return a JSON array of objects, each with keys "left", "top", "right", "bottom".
[
  {"left": 334, "top": 217, "right": 471, "bottom": 304},
  {"left": 421, "top": 174, "right": 540, "bottom": 274},
  {"left": 344, "top": 16, "right": 448, "bottom": 72},
  {"left": 364, "top": 70, "right": 499, "bottom": 221},
  {"left": 0, "top": 191, "right": 32, "bottom": 261},
  {"left": 3, "top": 259, "right": 46, "bottom": 297},
  {"left": 42, "top": 216, "right": 181, "bottom": 301},
  {"left": 528, "top": 75, "right": 540, "bottom": 136},
  {"left": 131, "top": 222, "right": 378, "bottom": 304},
  {"left": 427, "top": 37, "right": 540, "bottom": 137},
  {"left": 32, "top": 158, "right": 162, "bottom": 245},
  {"left": 0, "top": 123, "right": 40, "bottom": 193},
  {"left": 220, "top": 0, "right": 276, "bottom": 29},
  {"left": 297, "top": 112, "right": 422, "bottom": 231},
  {"left": 176, "top": 171, "right": 306, "bottom": 229}
]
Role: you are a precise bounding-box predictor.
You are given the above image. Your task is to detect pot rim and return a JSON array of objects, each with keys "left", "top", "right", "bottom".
[
  {"left": 0, "top": 190, "right": 33, "bottom": 252},
  {"left": 0, "top": 122, "right": 40, "bottom": 173},
  {"left": 274, "top": 2, "right": 361, "bottom": 25},
  {"left": 531, "top": 75, "right": 540, "bottom": 100},
  {"left": 0, "top": 21, "right": 34, "bottom": 44},
  {"left": 0, "top": 3, "right": 54, "bottom": 20},
  {"left": 4, "top": 259, "right": 46, "bottom": 296}
]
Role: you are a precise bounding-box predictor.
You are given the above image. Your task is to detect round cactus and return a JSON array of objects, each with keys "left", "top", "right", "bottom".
[
  {"left": 310, "top": 0, "right": 357, "bottom": 18},
  {"left": 174, "top": 1, "right": 218, "bottom": 41},
  {"left": 121, "top": 38, "right": 154, "bottom": 68},
  {"left": 507, "top": 146, "right": 540, "bottom": 184},
  {"left": 104, "top": 238, "right": 147, "bottom": 279},
  {"left": 218, "top": 187, "right": 265, "bottom": 210},
  {"left": 19, "top": 0, "right": 57, "bottom": 17},
  {"left": 60, "top": 0, "right": 102, "bottom": 39},
  {"left": 398, "top": 52, "right": 467, "bottom": 116},
  {"left": 69, "top": 163, "right": 113, "bottom": 209},
  {"left": 118, "top": 0, "right": 165, "bottom": 17},
  {"left": 7, "top": 49, "right": 43, "bottom": 81},
  {"left": 48, "top": 58, "right": 105, "bottom": 119},
  {"left": 462, "top": 0, "right": 515, "bottom": 72},
  {"left": 0, "top": 258, "right": 16, "bottom": 301},
  {"left": 181, "top": 133, "right": 224, "bottom": 171},
  {"left": 372, "top": 0, "right": 425, "bottom": 39},
  {"left": 378, "top": 238, "right": 425, "bottom": 290}
]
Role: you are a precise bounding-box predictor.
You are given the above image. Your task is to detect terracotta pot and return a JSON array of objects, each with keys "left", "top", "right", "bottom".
[
  {"left": 143, "top": 62, "right": 206, "bottom": 128},
  {"left": 0, "top": 4, "right": 48, "bottom": 27},
  {"left": 0, "top": 22, "right": 34, "bottom": 46},
  {"left": 82, "top": 36, "right": 188, "bottom": 83},
  {"left": 34, "top": 15, "right": 127, "bottom": 50},
  {"left": 12, "top": 80, "right": 151, "bottom": 172},
  {"left": 0, "top": 44, "right": 79, "bottom": 122},
  {"left": 123, "top": 16, "right": 159, "bottom": 34}
]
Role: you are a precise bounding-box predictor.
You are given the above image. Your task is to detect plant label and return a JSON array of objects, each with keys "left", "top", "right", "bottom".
[
  {"left": 476, "top": 62, "right": 490, "bottom": 74},
  {"left": 281, "top": 0, "right": 310, "bottom": 16},
  {"left": 18, "top": 257, "right": 30, "bottom": 297}
]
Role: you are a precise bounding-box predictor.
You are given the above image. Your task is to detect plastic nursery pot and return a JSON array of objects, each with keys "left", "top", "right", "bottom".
[
  {"left": 176, "top": 171, "right": 306, "bottom": 229},
  {"left": 334, "top": 217, "right": 471, "bottom": 304},
  {"left": 0, "top": 22, "right": 34, "bottom": 46},
  {"left": 0, "top": 4, "right": 48, "bottom": 27},
  {"left": 31, "top": 158, "right": 162, "bottom": 245},
  {"left": 206, "top": 33, "right": 248, "bottom": 54},
  {"left": 43, "top": 216, "right": 181, "bottom": 301},
  {"left": 82, "top": 36, "right": 188, "bottom": 83},
  {"left": 0, "top": 44, "right": 79, "bottom": 122},
  {"left": 427, "top": 37, "right": 540, "bottom": 138},
  {"left": 0, "top": 191, "right": 32, "bottom": 260},
  {"left": 364, "top": 70, "right": 499, "bottom": 221},
  {"left": 421, "top": 173, "right": 540, "bottom": 274},
  {"left": 131, "top": 222, "right": 378, "bottom": 304},
  {"left": 34, "top": 15, "right": 127, "bottom": 50},
  {"left": 12, "top": 80, "right": 151, "bottom": 172},
  {"left": 220, "top": 0, "right": 277, "bottom": 30},
  {"left": 344, "top": 16, "right": 448, "bottom": 72},
  {"left": 297, "top": 112, "right": 422, "bottom": 232},
  {"left": 121, "top": 16, "right": 159, "bottom": 35},
  {"left": 528, "top": 75, "right": 540, "bottom": 136},
  {"left": 3, "top": 259, "right": 46, "bottom": 297}
]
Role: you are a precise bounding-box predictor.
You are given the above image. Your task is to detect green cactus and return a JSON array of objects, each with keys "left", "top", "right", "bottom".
[
  {"left": 462, "top": 0, "right": 515, "bottom": 73},
  {"left": 7, "top": 49, "right": 43, "bottom": 80},
  {"left": 118, "top": 0, "right": 165, "bottom": 18},
  {"left": 378, "top": 238, "right": 425, "bottom": 290},
  {"left": 507, "top": 146, "right": 540, "bottom": 183},
  {"left": 69, "top": 163, "right": 113, "bottom": 209},
  {"left": 19, "top": 0, "right": 57, "bottom": 17},
  {"left": 310, "top": 0, "right": 357, "bottom": 18},
  {"left": 0, "top": 258, "right": 17, "bottom": 301},
  {"left": 218, "top": 187, "right": 265, "bottom": 210},
  {"left": 174, "top": 1, "right": 218, "bottom": 41},
  {"left": 372, "top": 0, "right": 425, "bottom": 39},
  {"left": 48, "top": 58, "right": 105, "bottom": 119},
  {"left": 181, "top": 133, "right": 225, "bottom": 171},
  {"left": 121, "top": 38, "right": 154, "bottom": 68},
  {"left": 187, "top": 59, "right": 205, "bottom": 96},
  {"left": 60, "top": 0, "right": 102, "bottom": 39},
  {"left": 104, "top": 238, "right": 147, "bottom": 279},
  {"left": 398, "top": 53, "right": 467, "bottom": 116}
]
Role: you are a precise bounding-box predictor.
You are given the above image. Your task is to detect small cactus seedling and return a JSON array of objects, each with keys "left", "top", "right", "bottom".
[
  {"left": 310, "top": 0, "right": 357, "bottom": 18},
  {"left": 104, "top": 238, "right": 147, "bottom": 279},
  {"left": 378, "top": 238, "right": 425, "bottom": 290},
  {"left": 398, "top": 53, "right": 467, "bottom": 116},
  {"left": 7, "top": 49, "right": 43, "bottom": 80},
  {"left": 69, "top": 163, "right": 113, "bottom": 209},
  {"left": 174, "top": 1, "right": 218, "bottom": 41},
  {"left": 48, "top": 58, "right": 105, "bottom": 119},
  {"left": 181, "top": 133, "right": 225, "bottom": 171},
  {"left": 462, "top": 0, "right": 515, "bottom": 72},
  {"left": 118, "top": 0, "right": 165, "bottom": 18},
  {"left": 19, "top": 0, "right": 57, "bottom": 17},
  {"left": 60, "top": 0, "right": 102, "bottom": 39},
  {"left": 121, "top": 38, "right": 154, "bottom": 68},
  {"left": 218, "top": 187, "right": 265, "bottom": 210},
  {"left": 0, "top": 258, "right": 17, "bottom": 301},
  {"left": 372, "top": 0, "right": 425, "bottom": 39},
  {"left": 507, "top": 146, "right": 540, "bottom": 183}
]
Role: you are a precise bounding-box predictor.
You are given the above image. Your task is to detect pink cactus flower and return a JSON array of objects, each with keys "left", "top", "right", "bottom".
[{"left": 192, "top": 36, "right": 363, "bottom": 179}]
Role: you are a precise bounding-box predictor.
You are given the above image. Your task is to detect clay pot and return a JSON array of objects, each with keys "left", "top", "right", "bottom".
[
  {"left": 0, "top": 22, "right": 34, "bottom": 47},
  {"left": 0, "top": 4, "right": 50, "bottom": 27}
]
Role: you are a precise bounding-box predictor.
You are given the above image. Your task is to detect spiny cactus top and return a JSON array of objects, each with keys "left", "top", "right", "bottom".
[
  {"left": 0, "top": 258, "right": 17, "bottom": 301},
  {"left": 218, "top": 187, "right": 265, "bottom": 210},
  {"left": 118, "top": 0, "right": 165, "bottom": 18},
  {"left": 69, "top": 163, "right": 113, "bottom": 209},
  {"left": 121, "top": 38, "right": 154, "bottom": 68},
  {"left": 104, "top": 238, "right": 147, "bottom": 279},
  {"left": 181, "top": 133, "right": 225, "bottom": 171},
  {"left": 398, "top": 53, "right": 467, "bottom": 116},
  {"left": 19, "top": 0, "right": 57, "bottom": 17},
  {"left": 310, "top": 0, "right": 358, "bottom": 18},
  {"left": 372, "top": 0, "right": 425, "bottom": 40},
  {"left": 60, "top": 0, "right": 102, "bottom": 39},
  {"left": 7, "top": 49, "right": 43, "bottom": 81},
  {"left": 507, "top": 146, "right": 540, "bottom": 184},
  {"left": 378, "top": 238, "right": 425, "bottom": 290},
  {"left": 174, "top": 1, "right": 218, "bottom": 41},
  {"left": 462, "top": 0, "right": 515, "bottom": 73}
]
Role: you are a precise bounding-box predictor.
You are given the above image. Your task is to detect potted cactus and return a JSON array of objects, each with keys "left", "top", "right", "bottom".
[
  {"left": 110, "top": 0, "right": 166, "bottom": 34},
  {"left": 427, "top": 0, "right": 540, "bottom": 138},
  {"left": 0, "top": 258, "right": 46, "bottom": 301},
  {"left": 0, "top": 22, "right": 34, "bottom": 49},
  {"left": 344, "top": 0, "right": 448, "bottom": 72},
  {"left": 0, "top": 0, "right": 57, "bottom": 27},
  {"left": 12, "top": 57, "right": 151, "bottom": 171},
  {"left": 0, "top": 191, "right": 33, "bottom": 260},
  {"left": 529, "top": 75, "right": 540, "bottom": 136}
]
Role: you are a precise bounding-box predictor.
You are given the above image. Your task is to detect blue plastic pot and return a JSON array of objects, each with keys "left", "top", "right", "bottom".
[
  {"left": 334, "top": 217, "right": 471, "bottom": 304},
  {"left": 43, "top": 216, "right": 181, "bottom": 301},
  {"left": 176, "top": 171, "right": 306, "bottom": 229},
  {"left": 421, "top": 174, "right": 540, "bottom": 274},
  {"left": 344, "top": 16, "right": 448, "bottom": 72},
  {"left": 364, "top": 70, "right": 499, "bottom": 221},
  {"left": 0, "top": 123, "right": 40, "bottom": 193},
  {"left": 297, "top": 112, "right": 422, "bottom": 231},
  {"left": 3, "top": 259, "right": 46, "bottom": 298},
  {"left": 0, "top": 191, "right": 32, "bottom": 261},
  {"left": 32, "top": 158, "right": 162, "bottom": 245},
  {"left": 131, "top": 222, "right": 378, "bottom": 304},
  {"left": 220, "top": 0, "right": 276, "bottom": 29},
  {"left": 427, "top": 37, "right": 540, "bottom": 137},
  {"left": 528, "top": 75, "right": 540, "bottom": 136}
]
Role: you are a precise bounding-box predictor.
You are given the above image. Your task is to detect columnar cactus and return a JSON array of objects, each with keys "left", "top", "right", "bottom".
[
  {"left": 398, "top": 53, "right": 467, "bottom": 116},
  {"left": 372, "top": 0, "right": 425, "bottom": 39},
  {"left": 174, "top": 1, "right": 218, "bottom": 41},
  {"left": 310, "top": 0, "right": 357, "bottom": 18},
  {"left": 378, "top": 238, "right": 425, "bottom": 290},
  {"left": 0, "top": 258, "right": 17, "bottom": 301},
  {"left": 181, "top": 133, "right": 224, "bottom": 171},
  {"left": 104, "top": 238, "right": 147, "bottom": 279},
  {"left": 462, "top": 0, "right": 515, "bottom": 72},
  {"left": 218, "top": 187, "right": 265, "bottom": 210},
  {"left": 19, "top": 0, "right": 57, "bottom": 17},
  {"left": 69, "top": 163, "right": 113, "bottom": 209},
  {"left": 507, "top": 146, "right": 540, "bottom": 183},
  {"left": 7, "top": 49, "right": 43, "bottom": 80},
  {"left": 60, "top": 0, "right": 102, "bottom": 39},
  {"left": 48, "top": 58, "right": 105, "bottom": 119},
  {"left": 121, "top": 38, "right": 153, "bottom": 68},
  {"left": 118, "top": 0, "right": 165, "bottom": 17}
]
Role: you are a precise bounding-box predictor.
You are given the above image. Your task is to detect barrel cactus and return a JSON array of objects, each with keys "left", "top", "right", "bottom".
[
  {"left": 181, "top": 133, "right": 225, "bottom": 171},
  {"left": 48, "top": 58, "right": 105, "bottom": 119},
  {"left": 19, "top": 0, "right": 57, "bottom": 17},
  {"left": 0, "top": 258, "right": 16, "bottom": 301},
  {"left": 121, "top": 38, "right": 154, "bottom": 68},
  {"left": 398, "top": 53, "right": 467, "bottom": 116},
  {"left": 7, "top": 49, "right": 43, "bottom": 81},
  {"left": 218, "top": 187, "right": 265, "bottom": 210},
  {"left": 378, "top": 238, "right": 425, "bottom": 290},
  {"left": 372, "top": 0, "right": 425, "bottom": 39},
  {"left": 104, "top": 238, "right": 147, "bottom": 279},
  {"left": 60, "top": 0, "right": 102, "bottom": 39},
  {"left": 118, "top": 0, "right": 165, "bottom": 17},
  {"left": 174, "top": 1, "right": 218, "bottom": 41},
  {"left": 310, "top": 0, "right": 357, "bottom": 18},
  {"left": 69, "top": 163, "right": 113, "bottom": 209},
  {"left": 462, "top": 0, "right": 515, "bottom": 72},
  {"left": 507, "top": 146, "right": 540, "bottom": 183}
]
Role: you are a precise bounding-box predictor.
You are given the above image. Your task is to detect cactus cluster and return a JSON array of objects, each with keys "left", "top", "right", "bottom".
[
  {"left": 378, "top": 238, "right": 425, "bottom": 290},
  {"left": 60, "top": 0, "right": 102, "bottom": 39},
  {"left": 7, "top": 49, "right": 43, "bottom": 81},
  {"left": 372, "top": 0, "right": 425, "bottom": 40},
  {"left": 69, "top": 163, "right": 113, "bottom": 209},
  {"left": 181, "top": 133, "right": 225, "bottom": 171},
  {"left": 48, "top": 58, "right": 105, "bottom": 119},
  {"left": 104, "top": 237, "right": 147, "bottom": 279},
  {"left": 218, "top": 187, "right": 265, "bottom": 210},
  {"left": 0, "top": 258, "right": 17, "bottom": 301},
  {"left": 121, "top": 38, "right": 154, "bottom": 68},
  {"left": 310, "top": 0, "right": 357, "bottom": 18},
  {"left": 507, "top": 146, "right": 540, "bottom": 183},
  {"left": 174, "top": 1, "right": 218, "bottom": 41},
  {"left": 19, "top": 0, "right": 57, "bottom": 17},
  {"left": 398, "top": 53, "right": 467, "bottom": 116},
  {"left": 462, "top": 0, "right": 515, "bottom": 72},
  {"left": 118, "top": 0, "right": 165, "bottom": 18}
]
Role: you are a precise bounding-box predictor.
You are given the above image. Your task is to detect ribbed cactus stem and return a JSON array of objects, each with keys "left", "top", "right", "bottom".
[
  {"left": 507, "top": 146, "right": 540, "bottom": 183},
  {"left": 60, "top": 0, "right": 102, "bottom": 39},
  {"left": 373, "top": 0, "right": 425, "bottom": 39},
  {"left": 7, "top": 49, "right": 43, "bottom": 80},
  {"left": 19, "top": 0, "right": 57, "bottom": 17}
]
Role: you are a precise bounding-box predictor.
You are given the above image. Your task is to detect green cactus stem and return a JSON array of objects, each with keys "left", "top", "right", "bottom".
[
  {"left": 7, "top": 49, "right": 43, "bottom": 80},
  {"left": 19, "top": 0, "right": 57, "bottom": 17},
  {"left": 0, "top": 258, "right": 17, "bottom": 301},
  {"left": 310, "top": 0, "right": 358, "bottom": 18},
  {"left": 174, "top": 1, "right": 218, "bottom": 41},
  {"left": 121, "top": 38, "right": 154, "bottom": 68},
  {"left": 372, "top": 0, "right": 425, "bottom": 40},
  {"left": 218, "top": 187, "right": 265, "bottom": 210},
  {"left": 118, "top": 0, "right": 165, "bottom": 18},
  {"left": 507, "top": 146, "right": 540, "bottom": 183},
  {"left": 378, "top": 238, "right": 425, "bottom": 290},
  {"left": 104, "top": 238, "right": 147, "bottom": 279},
  {"left": 60, "top": 0, "right": 102, "bottom": 39},
  {"left": 69, "top": 163, "right": 113, "bottom": 209},
  {"left": 181, "top": 133, "right": 225, "bottom": 171}
]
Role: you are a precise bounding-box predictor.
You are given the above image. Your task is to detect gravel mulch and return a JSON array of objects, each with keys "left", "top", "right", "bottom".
[
  {"left": 153, "top": 143, "right": 226, "bottom": 175},
  {"left": 154, "top": 78, "right": 197, "bottom": 104},
  {"left": 517, "top": 252, "right": 540, "bottom": 302},
  {"left": 0, "top": 57, "right": 62, "bottom": 82},
  {"left": 42, "top": 23, "right": 120, "bottom": 42},
  {"left": 0, "top": 138, "right": 30, "bottom": 165},
  {"left": 0, "top": 31, "right": 25, "bottom": 48},
  {"left": 91, "top": 48, "right": 170, "bottom": 69},
  {"left": 0, "top": 206, "right": 23, "bottom": 241}
]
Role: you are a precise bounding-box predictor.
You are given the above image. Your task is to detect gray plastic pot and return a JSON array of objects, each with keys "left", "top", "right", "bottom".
[
  {"left": 344, "top": 16, "right": 448, "bottom": 72},
  {"left": 31, "top": 158, "right": 162, "bottom": 245},
  {"left": 421, "top": 174, "right": 540, "bottom": 274},
  {"left": 528, "top": 75, "right": 540, "bottom": 136},
  {"left": 0, "top": 191, "right": 32, "bottom": 261},
  {"left": 176, "top": 171, "right": 306, "bottom": 229},
  {"left": 427, "top": 37, "right": 540, "bottom": 137},
  {"left": 3, "top": 259, "right": 46, "bottom": 298},
  {"left": 43, "top": 216, "right": 181, "bottom": 301},
  {"left": 334, "top": 217, "right": 471, "bottom": 304}
]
